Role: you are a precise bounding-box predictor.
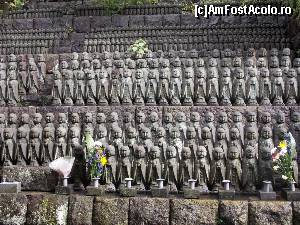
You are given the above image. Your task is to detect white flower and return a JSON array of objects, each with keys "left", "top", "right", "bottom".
[
  {"left": 279, "top": 147, "right": 287, "bottom": 156},
  {"left": 282, "top": 175, "right": 288, "bottom": 180},
  {"left": 271, "top": 147, "right": 277, "bottom": 154},
  {"left": 94, "top": 141, "right": 103, "bottom": 147},
  {"left": 273, "top": 166, "right": 279, "bottom": 171}
]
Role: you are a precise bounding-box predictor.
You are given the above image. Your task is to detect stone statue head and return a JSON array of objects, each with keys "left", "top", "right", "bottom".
[
  {"left": 230, "top": 127, "right": 240, "bottom": 140},
  {"left": 178, "top": 50, "right": 186, "bottom": 58},
  {"left": 213, "top": 147, "right": 224, "bottom": 160},
  {"left": 281, "top": 56, "right": 291, "bottom": 67},
  {"left": 45, "top": 113, "right": 54, "bottom": 123},
  {"left": 232, "top": 57, "right": 242, "bottom": 67},
  {"left": 98, "top": 126, "right": 107, "bottom": 138},
  {"left": 123, "top": 112, "right": 133, "bottom": 123},
  {"left": 218, "top": 112, "right": 228, "bottom": 123},
  {"left": 185, "top": 59, "right": 194, "bottom": 68},
  {"left": 71, "top": 52, "right": 79, "bottom": 60},
  {"left": 70, "top": 127, "right": 80, "bottom": 138},
  {"left": 127, "top": 127, "right": 136, "bottom": 138},
  {"left": 53, "top": 70, "right": 61, "bottom": 80},
  {"left": 0, "top": 114, "right": 5, "bottom": 124},
  {"left": 113, "top": 127, "right": 122, "bottom": 138},
  {"left": 43, "top": 127, "right": 54, "bottom": 139},
  {"left": 275, "top": 111, "right": 285, "bottom": 124},
  {"left": 282, "top": 48, "right": 291, "bottom": 56},
  {"left": 260, "top": 112, "right": 271, "bottom": 124},
  {"left": 235, "top": 68, "right": 244, "bottom": 79},
  {"left": 287, "top": 68, "right": 296, "bottom": 78},
  {"left": 170, "top": 127, "right": 180, "bottom": 139},
  {"left": 208, "top": 58, "right": 217, "bottom": 67},
  {"left": 205, "top": 112, "right": 214, "bottom": 122},
  {"left": 196, "top": 58, "right": 205, "bottom": 67},
  {"left": 4, "top": 128, "right": 13, "bottom": 139},
  {"left": 212, "top": 49, "right": 220, "bottom": 58},
  {"left": 221, "top": 58, "right": 230, "bottom": 67},
  {"left": 164, "top": 113, "right": 173, "bottom": 124},
  {"left": 228, "top": 146, "right": 239, "bottom": 159},
  {"left": 58, "top": 113, "right": 67, "bottom": 123},
  {"left": 216, "top": 127, "right": 226, "bottom": 140},
  {"left": 270, "top": 57, "right": 279, "bottom": 68},
  {"left": 196, "top": 146, "right": 207, "bottom": 158},
  {"left": 85, "top": 113, "right": 93, "bottom": 123},
  {"left": 19, "top": 62, "right": 27, "bottom": 71},
  {"left": 57, "top": 127, "right": 66, "bottom": 137},
  {"left": 166, "top": 146, "right": 176, "bottom": 159},
  {"left": 292, "top": 112, "right": 300, "bottom": 123},
  {"left": 270, "top": 48, "right": 279, "bottom": 57},
  {"left": 184, "top": 67, "right": 194, "bottom": 78},
  {"left": 221, "top": 67, "right": 230, "bottom": 77},
  {"left": 245, "top": 146, "right": 255, "bottom": 159},
  {"left": 245, "top": 58, "right": 254, "bottom": 68},
  {"left": 157, "top": 127, "right": 166, "bottom": 138},
  {"left": 293, "top": 58, "right": 300, "bottom": 67},
  {"left": 208, "top": 68, "right": 217, "bottom": 78},
  {"left": 245, "top": 127, "right": 257, "bottom": 140},
  {"left": 187, "top": 126, "right": 196, "bottom": 139},
  {"left": 201, "top": 127, "right": 212, "bottom": 139},
  {"left": 71, "top": 113, "right": 80, "bottom": 124},
  {"left": 246, "top": 112, "right": 256, "bottom": 122},
  {"left": 135, "top": 69, "right": 143, "bottom": 79},
  {"left": 191, "top": 112, "right": 200, "bottom": 122},
  {"left": 60, "top": 60, "right": 68, "bottom": 69},
  {"left": 150, "top": 146, "right": 160, "bottom": 159},
  {"left": 142, "top": 127, "right": 151, "bottom": 139},
  {"left": 136, "top": 112, "right": 145, "bottom": 123},
  {"left": 160, "top": 59, "right": 169, "bottom": 68},
  {"left": 149, "top": 112, "right": 159, "bottom": 123},
  {"left": 96, "top": 113, "right": 106, "bottom": 123},
  {"left": 182, "top": 147, "right": 191, "bottom": 159},
  {"left": 33, "top": 113, "right": 42, "bottom": 124},
  {"left": 134, "top": 145, "right": 146, "bottom": 158},
  {"left": 257, "top": 58, "right": 266, "bottom": 68},
  {"left": 260, "top": 68, "right": 269, "bottom": 78},
  {"left": 232, "top": 111, "right": 242, "bottom": 123},
  {"left": 92, "top": 60, "right": 101, "bottom": 69},
  {"left": 176, "top": 112, "right": 186, "bottom": 123},
  {"left": 189, "top": 49, "right": 198, "bottom": 58},
  {"left": 8, "top": 54, "right": 16, "bottom": 62},
  {"left": 172, "top": 58, "right": 181, "bottom": 67},
  {"left": 120, "top": 146, "right": 130, "bottom": 157},
  {"left": 261, "top": 126, "right": 272, "bottom": 139},
  {"left": 110, "top": 112, "right": 118, "bottom": 123},
  {"left": 258, "top": 48, "right": 267, "bottom": 57},
  {"left": 21, "top": 113, "right": 30, "bottom": 124}
]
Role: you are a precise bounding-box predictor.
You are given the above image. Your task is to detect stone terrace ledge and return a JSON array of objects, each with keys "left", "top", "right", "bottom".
[{"left": 0, "top": 193, "right": 298, "bottom": 225}]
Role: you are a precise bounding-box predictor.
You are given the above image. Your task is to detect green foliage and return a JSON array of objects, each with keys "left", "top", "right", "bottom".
[
  {"left": 182, "top": 1, "right": 195, "bottom": 13},
  {"left": 128, "top": 38, "right": 149, "bottom": 56},
  {"left": 92, "top": 0, "right": 159, "bottom": 14},
  {"left": 0, "top": 0, "right": 27, "bottom": 11}
]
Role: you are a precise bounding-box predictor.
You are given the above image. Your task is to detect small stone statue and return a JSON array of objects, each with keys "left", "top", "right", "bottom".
[
  {"left": 0, "top": 62, "right": 6, "bottom": 106},
  {"left": 140, "top": 127, "right": 153, "bottom": 154},
  {"left": 156, "top": 127, "right": 167, "bottom": 160},
  {"left": 179, "top": 147, "right": 193, "bottom": 188},
  {"left": 54, "top": 127, "right": 67, "bottom": 159},
  {"left": 132, "top": 69, "right": 145, "bottom": 105},
  {"left": 181, "top": 67, "right": 194, "bottom": 105},
  {"left": 194, "top": 146, "right": 210, "bottom": 191},
  {"left": 259, "top": 146, "right": 273, "bottom": 184},
  {"left": 109, "top": 70, "right": 121, "bottom": 105},
  {"left": 203, "top": 112, "right": 216, "bottom": 142},
  {"left": 175, "top": 112, "right": 187, "bottom": 141},
  {"left": 3, "top": 128, "right": 16, "bottom": 166},
  {"left": 215, "top": 127, "right": 228, "bottom": 158},
  {"left": 186, "top": 126, "right": 198, "bottom": 158},
  {"left": 169, "top": 58, "right": 182, "bottom": 105},
  {"left": 194, "top": 59, "right": 207, "bottom": 105},
  {"left": 200, "top": 127, "right": 214, "bottom": 161},
  {"left": 163, "top": 112, "right": 173, "bottom": 137},
  {"left": 147, "top": 146, "right": 162, "bottom": 188},
  {"left": 219, "top": 67, "right": 232, "bottom": 106},
  {"left": 169, "top": 127, "right": 183, "bottom": 160},
  {"left": 246, "top": 68, "right": 259, "bottom": 106},
  {"left": 29, "top": 127, "right": 42, "bottom": 166},
  {"left": 97, "top": 68, "right": 109, "bottom": 105},
  {"left": 271, "top": 68, "right": 284, "bottom": 105},
  {"left": 232, "top": 68, "right": 246, "bottom": 106},
  {"left": 62, "top": 70, "right": 74, "bottom": 106},
  {"left": 17, "top": 127, "right": 29, "bottom": 166},
  {"left": 136, "top": 111, "right": 146, "bottom": 139},
  {"left": 210, "top": 147, "right": 226, "bottom": 191},
  {"left": 229, "top": 127, "right": 243, "bottom": 157},
  {"left": 242, "top": 146, "right": 258, "bottom": 192},
  {"left": 104, "top": 145, "right": 117, "bottom": 191},
  {"left": 43, "top": 127, "right": 55, "bottom": 164},
  {"left": 157, "top": 59, "right": 171, "bottom": 105},
  {"left": 273, "top": 111, "right": 288, "bottom": 147},
  {"left": 217, "top": 112, "right": 230, "bottom": 142},
  {"left": 206, "top": 68, "right": 219, "bottom": 105},
  {"left": 244, "top": 127, "right": 258, "bottom": 158},
  {"left": 6, "top": 68, "right": 19, "bottom": 106},
  {"left": 18, "top": 61, "right": 28, "bottom": 97},
  {"left": 284, "top": 68, "right": 298, "bottom": 105},
  {"left": 132, "top": 145, "right": 147, "bottom": 190},
  {"left": 149, "top": 112, "right": 160, "bottom": 136},
  {"left": 226, "top": 146, "right": 242, "bottom": 190},
  {"left": 37, "top": 54, "right": 46, "bottom": 83},
  {"left": 145, "top": 60, "right": 158, "bottom": 105},
  {"left": 117, "top": 146, "right": 131, "bottom": 187},
  {"left": 52, "top": 70, "right": 63, "bottom": 105},
  {"left": 259, "top": 68, "right": 272, "bottom": 105},
  {"left": 164, "top": 146, "right": 178, "bottom": 192},
  {"left": 28, "top": 63, "right": 39, "bottom": 94},
  {"left": 120, "top": 68, "right": 133, "bottom": 105},
  {"left": 85, "top": 69, "right": 97, "bottom": 105}
]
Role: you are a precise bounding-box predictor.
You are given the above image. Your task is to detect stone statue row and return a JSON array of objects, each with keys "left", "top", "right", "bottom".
[
  {"left": 0, "top": 54, "right": 46, "bottom": 106},
  {"left": 51, "top": 49, "right": 300, "bottom": 106},
  {"left": 0, "top": 43, "right": 50, "bottom": 55}
]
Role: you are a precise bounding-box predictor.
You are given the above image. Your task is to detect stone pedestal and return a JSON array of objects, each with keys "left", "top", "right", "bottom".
[
  {"left": 0, "top": 182, "right": 21, "bottom": 193},
  {"left": 151, "top": 188, "right": 169, "bottom": 198},
  {"left": 55, "top": 185, "right": 73, "bottom": 195},
  {"left": 183, "top": 189, "right": 200, "bottom": 199},
  {"left": 218, "top": 189, "right": 235, "bottom": 200},
  {"left": 119, "top": 187, "right": 137, "bottom": 197},
  {"left": 282, "top": 188, "right": 300, "bottom": 201},
  {"left": 258, "top": 190, "right": 276, "bottom": 200},
  {"left": 86, "top": 185, "right": 105, "bottom": 196}
]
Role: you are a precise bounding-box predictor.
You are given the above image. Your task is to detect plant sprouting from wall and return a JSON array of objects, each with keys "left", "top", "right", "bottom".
[{"left": 128, "top": 38, "right": 149, "bottom": 56}]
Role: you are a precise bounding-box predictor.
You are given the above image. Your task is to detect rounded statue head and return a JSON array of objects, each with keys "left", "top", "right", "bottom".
[
  {"left": 282, "top": 48, "right": 291, "bottom": 56},
  {"left": 184, "top": 67, "right": 194, "bottom": 78},
  {"left": 230, "top": 127, "right": 240, "bottom": 140},
  {"left": 270, "top": 57, "right": 279, "bottom": 68},
  {"left": 123, "top": 112, "right": 133, "bottom": 123},
  {"left": 261, "top": 126, "right": 272, "bottom": 139},
  {"left": 213, "top": 147, "right": 224, "bottom": 160},
  {"left": 187, "top": 126, "right": 196, "bottom": 139},
  {"left": 21, "top": 113, "right": 30, "bottom": 124},
  {"left": 232, "top": 57, "right": 241, "bottom": 67},
  {"left": 196, "top": 146, "right": 207, "bottom": 158},
  {"left": 149, "top": 112, "right": 159, "bottom": 123},
  {"left": 287, "top": 68, "right": 296, "bottom": 78},
  {"left": 293, "top": 58, "right": 300, "bottom": 67},
  {"left": 150, "top": 146, "right": 160, "bottom": 159},
  {"left": 196, "top": 58, "right": 205, "bottom": 67},
  {"left": 164, "top": 113, "right": 173, "bottom": 124},
  {"left": 60, "top": 60, "right": 68, "bottom": 69},
  {"left": 166, "top": 146, "right": 176, "bottom": 158},
  {"left": 190, "top": 112, "right": 200, "bottom": 122},
  {"left": 201, "top": 127, "right": 211, "bottom": 139},
  {"left": 45, "top": 113, "right": 54, "bottom": 123},
  {"left": 189, "top": 49, "right": 198, "bottom": 58},
  {"left": 71, "top": 113, "right": 80, "bottom": 124},
  {"left": 142, "top": 127, "right": 151, "bottom": 139},
  {"left": 0, "top": 114, "right": 5, "bottom": 124},
  {"left": 127, "top": 127, "right": 136, "bottom": 139},
  {"left": 58, "top": 113, "right": 67, "bottom": 123},
  {"left": 245, "top": 58, "right": 254, "bottom": 67},
  {"left": 275, "top": 110, "right": 285, "bottom": 124},
  {"left": 228, "top": 146, "right": 239, "bottom": 159},
  {"left": 217, "top": 127, "right": 226, "bottom": 139},
  {"left": 212, "top": 49, "right": 220, "bottom": 58},
  {"left": 157, "top": 127, "right": 166, "bottom": 137},
  {"left": 270, "top": 48, "right": 279, "bottom": 57},
  {"left": 235, "top": 68, "right": 244, "bottom": 79},
  {"left": 33, "top": 113, "right": 42, "bottom": 124},
  {"left": 205, "top": 112, "right": 214, "bottom": 123},
  {"left": 85, "top": 113, "right": 93, "bottom": 123},
  {"left": 176, "top": 112, "right": 186, "bottom": 123},
  {"left": 120, "top": 146, "right": 130, "bottom": 157},
  {"left": 135, "top": 69, "right": 143, "bottom": 79},
  {"left": 96, "top": 113, "right": 106, "bottom": 123},
  {"left": 178, "top": 50, "right": 186, "bottom": 58},
  {"left": 257, "top": 58, "right": 266, "bottom": 68},
  {"left": 136, "top": 112, "right": 145, "bottom": 123},
  {"left": 71, "top": 52, "right": 79, "bottom": 60},
  {"left": 260, "top": 111, "right": 271, "bottom": 124},
  {"left": 182, "top": 147, "right": 191, "bottom": 159},
  {"left": 221, "top": 67, "right": 230, "bottom": 77},
  {"left": 134, "top": 146, "right": 146, "bottom": 158},
  {"left": 246, "top": 127, "right": 257, "bottom": 140},
  {"left": 218, "top": 112, "right": 228, "bottom": 123},
  {"left": 246, "top": 112, "right": 256, "bottom": 122},
  {"left": 170, "top": 127, "right": 180, "bottom": 139},
  {"left": 232, "top": 111, "right": 242, "bottom": 123},
  {"left": 292, "top": 111, "right": 300, "bottom": 123},
  {"left": 208, "top": 58, "right": 217, "bottom": 67},
  {"left": 110, "top": 112, "right": 118, "bottom": 123}
]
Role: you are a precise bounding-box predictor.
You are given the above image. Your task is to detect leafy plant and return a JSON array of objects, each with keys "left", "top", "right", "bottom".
[{"left": 128, "top": 38, "right": 149, "bottom": 56}]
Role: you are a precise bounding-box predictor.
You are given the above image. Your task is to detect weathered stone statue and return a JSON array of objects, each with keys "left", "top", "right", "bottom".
[
  {"left": 54, "top": 127, "right": 67, "bottom": 159},
  {"left": 43, "top": 126, "right": 55, "bottom": 164},
  {"left": 18, "top": 61, "right": 28, "bottom": 97},
  {"left": 140, "top": 127, "right": 153, "bottom": 154},
  {"left": 29, "top": 127, "right": 42, "bottom": 166},
  {"left": 37, "top": 54, "right": 46, "bottom": 83},
  {"left": 175, "top": 112, "right": 187, "bottom": 141},
  {"left": 271, "top": 68, "right": 284, "bottom": 105},
  {"left": 194, "top": 146, "right": 209, "bottom": 191},
  {"left": 259, "top": 145, "right": 273, "bottom": 184},
  {"left": 132, "top": 145, "right": 147, "bottom": 190},
  {"left": 242, "top": 146, "right": 258, "bottom": 192},
  {"left": 290, "top": 112, "right": 300, "bottom": 150},
  {"left": 111, "top": 127, "right": 123, "bottom": 156},
  {"left": 179, "top": 147, "right": 193, "bottom": 188},
  {"left": 109, "top": 70, "right": 121, "bottom": 105},
  {"left": 147, "top": 146, "right": 162, "bottom": 188},
  {"left": 215, "top": 127, "right": 228, "bottom": 158},
  {"left": 149, "top": 112, "right": 160, "bottom": 136},
  {"left": 132, "top": 69, "right": 145, "bottom": 105},
  {"left": 285, "top": 68, "right": 298, "bottom": 105},
  {"left": 3, "top": 128, "right": 15, "bottom": 166},
  {"left": 117, "top": 146, "right": 131, "bottom": 187},
  {"left": 258, "top": 126, "right": 274, "bottom": 159},
  {"left": 120, "top": 68, "right": 133, "bottom": 105},
  {"left": 104, "top": 145, "right": 117, "bottom": 191},
  {"left": 51, "top": 70, "right": 63, "bottom": 105},
  {"left": 145, "top": 59, "right": 158, "bottom": 105},
  {"left": 186, "top": 126, "right": 197, "bottom": 158},
  {"left": 194, "top": 58, "right": 207, "bottom": 105},
  {"left": 72, "top": 61, "right": 85, "bottom": 106},
  {"left": 273, "top": 111, "right": 288, "bottom": 147},
  {"left": 210, "top": 147, "right": 226, "bottom": 191},
  {"left": 136, "top": 111, "right": 146, "bottom": 139},
  {"left": 246, "top": 68, "right": 259, "bottom": 105},
  {"left": 123, "top": 112, "right": 134, "bottom": 132},
  {"left": 169, "top": 58, "right": 182, "bottom": 105},
  {"left": 17, "top": 127, "right": 29, "bottom": 166},
  {"left": 203, "top": 111, "right": 216, "bottom": 142},
  {"left": 244, "top": 127, "right": 258, "bottom": 158},
  {"left": 28, "top": 62, "right": 40, "bottom": 94},
  {"left": 232, "top": 68, "right": 246, "bottom": 106},
  {"left": 229, "top": 127, "right": 243, "bottom": 156},
  {"left": 157, "top": 59, "right": 171, "bottom": 105},
  {"left": 68, "top": 126, "right": 81, "bottom": 157},
  {"left": 259, "top": 68, "right": 272, "bottom": 105},
  {"left": 62, "top": 69, "right": 74, "bottom": 106},
  {"left": 164, "top": 146, "right": 178, "bottom": 192},
  {"left": 219, "top": 67, "right": 232, "bottom": 106},
  {"left": 206, "top": 68, "right": 219, "bottom": 105},
  {"left": 0, "top": 62, "right": 6, "bottom": 106},
  {"left": 200, "top": 127, "right": 213, "bottom": 161},
  {"left": 6, "top": 67, "right": 19, "bottom": 106},
  {"left": 45, "top": 113, "right": 55, "bottom": 129},
  {"left": 226, "top": 146, "right": 242, "bottom": 190},
  {"left": 182, "top": 67, "right": 194, "bottom": 105}
]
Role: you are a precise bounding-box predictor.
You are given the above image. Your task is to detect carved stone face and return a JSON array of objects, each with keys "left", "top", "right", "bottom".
[
  {"left": 113, "top": 128, "right": 122, "bottom": 138},
  {"left": 170, "top": 128, "right": 180, "bottom": 139},
  {"left": 150, "top": 112, "right": 159, "bottom": 123},
  {"left": 127, "top": 128, "right": 136, "bottom": 138},
  {"left": 208, "top": 69, "right": 217, "bottom": 78},
  {"left": 187, "top": 127, "right": 196, "bottom": 139},
  {"left": 221, "top": 68, "right": 230, "bottom": 77},
  {"left": 270, "top": 48, "right": 279, "bottom": 56},
  {"left": 185, "top": 59, "right": 193, "bottom": 68},
  {"left": 233, "top": 58, "right": 241, "bottom": 67},
  {"left": 46, "top": 113, "right": 54, "bottom": 123},
  {"left": 4, "top": 129, "right": 12, "bottom": 139},
  {"left": 235, "top": 68, "right": 244, "bottom": 79},
  {"left": 142, "top": 128, "right": 151, "bottom": 139},
  {"left": 85, "top": 113, "right": 93, "bottom": 123},
  {"left": 58, "top": 114, "right": 67, "bottom": 123},
  {"left": 205, "top": 112, "right": 214, "bottom": 122},
  {"left": 166, "top": 147, "right": 176, "bottom": 158},
  {"left": 124, "top": 69, "right": 131, "bottom": 78},
  {"left": 245, "top": 59, "right": 254, "bottom": 67},
  {"left": 212, "top": 49, "right": 220, "bottom": 58},
  {"left": 173, "top": 59, "right": 181, "bottom": 68},
  {"left": 164, "top": 113, "right": 173, "bottom": 123},
  {"left": 196, "top": 146, "right": 207, "bottom": 158},
  {"left": 209, "top": 58, "right": 217, "bottom": 67},
  {"left": 61, "top": 61, "right": 68, "bottom": 69},
  {"left": 135, "top": 69, "right": 143, "bottom": 79},
  {"left": 96, "top": 113, "right": 106, "bottom": 123},
  {"left": 245, "top": 147, "right": 255, "bottom": 158},
  {"left": 282, "top": 48, "right": 291, "bottom": 56},
  {"left": 270, "top": 57, "right": 279, "bottom": 67},
  {"left": 288, "top": 69, "right": 296, "bottom": 78},
  {"left": 71, "top": 113, "right": 79, "bottom": 123},
  {"left": 182, "top": 147, "right": 191, "bottom": 159},
  {"left": 224, "top": 49, "right": 231, "bottom": 57},
  {"left": 123, "top": 113, "right": 132, "bottom": 123},
  {"left": 260, "top": 68, "right": 269, "bottom": 78},
  {"left": 257, "top": 58, "right": 265, "bottom": 67},
  {"left": 21, "top": 114, "right": 29, "bottom": 124},
  {"left": 150, "top": 147, "right": 159, "bottom": 159},
  {"left": 276, "top": 111, "right": 285, "bottom": 124},
  {"left": 33, "top": 113, "right": 42, "bottom": 124},
  {"left": 189, "top": 49, "right": 198, "bottom": 58},
  {"left": 178, "top": 50, "right": 186, "bottom": 58},
  {"left": 230, "top": 128, "right": 239, "bottom": 139},
  {"left": 262, "top": 127, "right": 272, "bottom": 139},
  {"left": 135, "top": 147, "right": 145, "bottom": 158},
  {"left": 110, "top": 112, "right": 118, "bottom": 123},
  {"left": 120, "top": 146, "right": 130, "bottom": 157},
  {"left": 229, "top": 147, "right": 239, "bottom": 159},
  {"left": 246, "top": 129, "right": 256, "bottom": 140},
  {"left": 196, "top": 59, "right": 204, "bottom": 67},
  {"left": 293, "top": 58, "right": 300, "bottom": 67},
  {"left": 292, "top": 112, "right": 300, "bottom": 123},
  {"left": 136, "top": 112, "right": 145, "bottom": 123},
  {"left": 261, "top": 112, "right": 271, "bottom": 124},
  {"left": 281, "top": 57, "right": 290, "bottom": 67},
  {"left": 217, "top": 128, "right": 225, "bottom": 139},
  {"left": 219, "top": 112, "right": 227, "bottom": 123},
  {"left": 213, "top": 147, "right": 223, "bottom": 160},
  {"left": 157, "top": 127, "right": 165, "bottom": 137},
  {"left": 232, "top": 112, "right": 242, "bottom": 123},
  {"left": 201, "top": 127, "right": 211, "bottom": 139},
  {"left": 0, "top": 114, "right": 5, "bottom": 123},
  {"left": 247, "top": 112, "right": 256, "bottom": 122},
  {"left": 176, "top": 112, "right": 186, "bottom": 123},
  {"left": 191, "top": 112, "right": 200, "bottom": 122}
]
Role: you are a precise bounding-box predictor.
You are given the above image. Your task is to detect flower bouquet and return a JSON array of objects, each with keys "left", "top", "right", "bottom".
[
  {"left": 83, "top": 132, "right": 108, "bottom": 187},
  {"left": 272, "top": 132, "right": 298, "bottom": 189}
]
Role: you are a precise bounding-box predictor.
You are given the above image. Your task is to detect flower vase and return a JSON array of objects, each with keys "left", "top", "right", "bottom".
[
  {"left": 290, "top": 181, "right": 296, "bottom": 192},
  {"left": 92, "top": 177, "right": 100, "bottom": 188}
]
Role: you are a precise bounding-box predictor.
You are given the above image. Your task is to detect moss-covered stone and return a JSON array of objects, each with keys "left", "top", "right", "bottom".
[
  {"left": 0, "top": 194, "right": 28, "bottom": 225},
  {"left": 219, "top": 200, "right": 248, "bottom": 225},
  {"left": 26, "top": 193, "right": 69, "bottom": 225},
  {"left": 170, "top": 199, "right": 218, "bottom": 225},
  {"left": 129, "top": 197, "right": 169, "bottom": 225},
  {"left": 93, "top": 197, "right": 129, "bottom": 225},
  {"left": 68, "top": 195, "right": 94, "bottom": 225},
  {"left": 249, "top": 201, "right": 292, "bottom": 225},
  {"left": 292, "top": 201, "right": 300, "bottom": 225}
]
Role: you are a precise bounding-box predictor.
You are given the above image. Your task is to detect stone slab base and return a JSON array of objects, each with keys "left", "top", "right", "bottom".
[
  {"left": 183, "top": 189, "right": 200, "bottom": 199},
  {"left": 0, "top": 182, "right": 21, "bottom": 193},
  {"left": 259, "top": 191, "right": 276, "bottom": 200},
  {"left": 151, "top": 188, "right": 169, "bottom": 198},
  {"left": 219, "top": 190, "right": 235, "bottom": 200},
  {"left": 119, "top": 187, "right": 137, "bottom": 197},
  {"left": 86, "top": 185, "right": 105, "bottom": 196},
  {"left": 55, "top": 185, "right": 73, "bottom": 195},
  {"left": 2, "top": 166, "right": 58, "bottom": 192},
  {"left": 282, "top": 188, "right": 300, "bottom": 201}
]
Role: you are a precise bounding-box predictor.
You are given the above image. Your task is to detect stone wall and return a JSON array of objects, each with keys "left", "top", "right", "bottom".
[{"left": 0, "top": 193, "right": 299, "bottom": 225}]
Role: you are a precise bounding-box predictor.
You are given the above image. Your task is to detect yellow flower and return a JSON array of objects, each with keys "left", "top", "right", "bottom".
[
  {"left": 279, "top": 140, "right": 287, "bottom": 149},
  {"left": 100, "top": 156, "right": 107, "bottom": 166}
]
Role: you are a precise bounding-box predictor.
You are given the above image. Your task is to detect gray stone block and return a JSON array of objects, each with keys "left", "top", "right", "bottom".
[
  {"left": 33, "top": 18, "right": 53, "bottom": 30},
  {"left": 68, "top": 195, "right": 93, "bottom": 225},
  {"left": 181, "top": 14, "right": 199, "bottom": 26},
  {"left": 119, "top": 187, "right": 137, "bottom": 197},
  {"left": 112, "top": 15, "right": 129, "bottom": 27},
  {"left": 0, "top": 182, "right": 21, "bottom": 193},
  {"left": 86, "top": 186, "right": 105, "bottom": 196},
  {"left": 163, "top": 14, "right": 180, "bottom": 26},
  {"left": 74, "top": 16, "right": 91, "bottom": 33},
  {"left": 218, "top": 189, "right": 235, "bottom": 200},
  {"left": 2, "top": 166, "right": 58, "bottom": 192},
  {"left": 258, "top": 190, "right": 276, "bottom": 200},
  {"left": 145, "top": 15, "right": 162, "bottom": 26},
  {"left": 219, "top": 200, "right": 248, "bottom": 225},
  {"left": 12, "top": 19, "right": 33, "bottom": 30},
  {"left": 55, "top": 185, "right": 73, "bottom": 195},
  {"left": 129, "top": 197, "right": 169, "bottom": 225},
  {"left": 282, "top": 188, "right": 300, "bottom": 201},
  {"left": 183, "top": 189, "right": 200, "bottom": 199},
  {"left": 129, "top": 15, "right": 145, "bottom": 27},
  {"left": 91, "top": 16, "right": 112, "bottom": 29}
]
